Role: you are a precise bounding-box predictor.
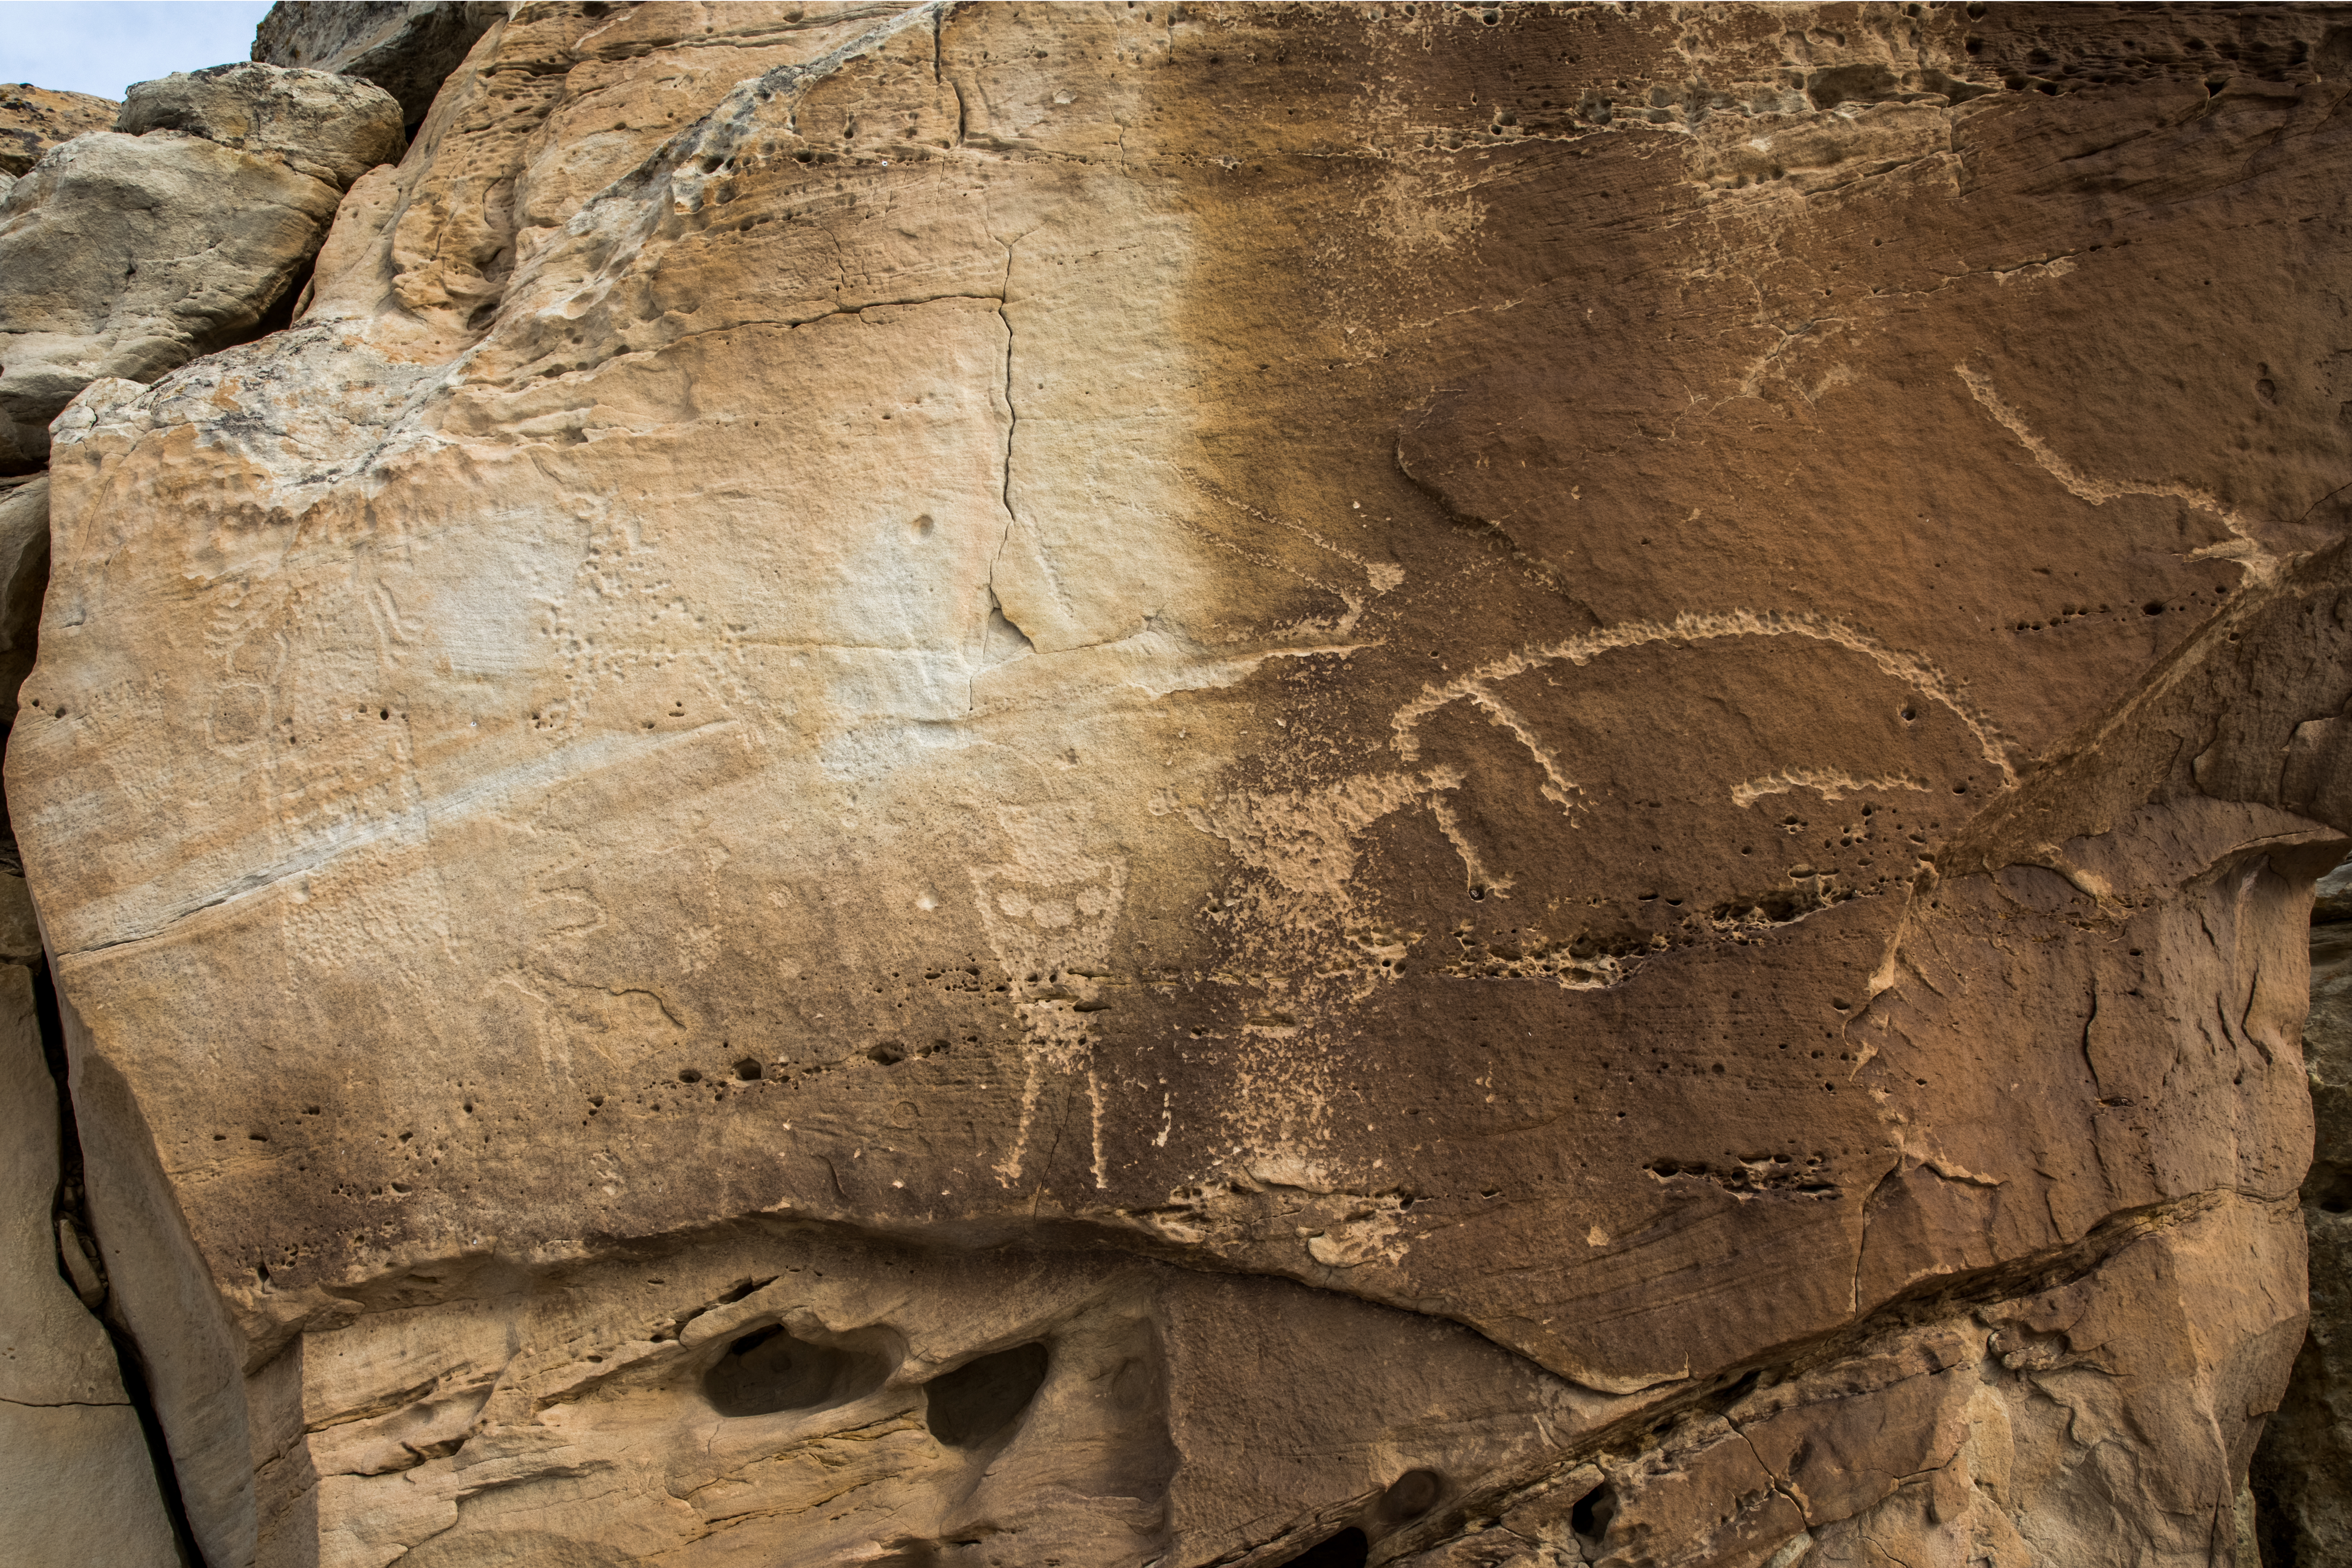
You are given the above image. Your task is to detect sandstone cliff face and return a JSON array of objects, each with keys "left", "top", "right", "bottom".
[
  {"left": 0, "top": 865, "right": 180, "bottom": 1565},
  {"left": 4, "top": 4, "right": 2351, "bottom": 1567}
]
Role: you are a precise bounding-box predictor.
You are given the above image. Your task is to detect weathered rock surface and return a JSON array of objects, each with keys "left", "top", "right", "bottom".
[
  {"left": 118, "top": 63, "right": 407, "bottom": 189},
  {"left": 0, "top": 82, "right": 117, "bottom": 177},
  {"left": 2254, "top": 896, "right": 2352, "bottom": 1568},
  {"left": 8, "top": 2, "right": 2352, "bottom": 1566},
  {"left": 0, "top": 64, "right": 400, "bottom": 473},
  {"left": 0, "top": 479, "right": 53, "bottom": 724},
  {"left": 251, "top": 2, "right": 505, "bottom": 126},
  {"left": 2317, "top": 859, "right": 2352, "bottom": 925},
  {"left": 0, "top": 871, "right": 179, "bottom": 1566}
]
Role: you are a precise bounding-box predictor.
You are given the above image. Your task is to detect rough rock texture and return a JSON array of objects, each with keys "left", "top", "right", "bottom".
[
  {"left": 2254, "top": 887, "right": 2352, "bottom": 1568},
  {"left": 119, "top": 64, "right": 408, "bottom": 189},
  {"left": 8, "top": 2, "right": 2352, "bottom": 1566},
  {"left": 2316, "top": 858, "right": 2352, "bottom": 924},
  {"left": 0, "top": 65, "right": 402, "bottom": 473},
  {"left": 0, "top": 82, "right": 118, "bottom": 177},
  {"left": 251, "top": 2, "right": 506, "bottom": 127},
  {"left": 0, "top": 479, "right": 54, "bottom": 724},
  {"left": 0, "top": 869, "right": 180, "bottom": 1566}
]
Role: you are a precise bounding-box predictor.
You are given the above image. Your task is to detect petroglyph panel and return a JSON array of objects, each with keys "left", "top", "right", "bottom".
[{"left": 5, "top": 3, "right": 2349, "bottom": 1564}]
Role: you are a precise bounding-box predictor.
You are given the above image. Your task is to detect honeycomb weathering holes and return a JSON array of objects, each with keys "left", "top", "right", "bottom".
[
  {"left": 922, "top": 1341, "right": 1050, "bottom": 1450},
  {"left": 701, "top": 1325, "right": 891, "bottom": 1419}
]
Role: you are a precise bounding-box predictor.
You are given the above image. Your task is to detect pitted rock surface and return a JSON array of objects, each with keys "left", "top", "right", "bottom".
[{"left": 2, "top": 4, "right": 2351, "bottom": 1567}]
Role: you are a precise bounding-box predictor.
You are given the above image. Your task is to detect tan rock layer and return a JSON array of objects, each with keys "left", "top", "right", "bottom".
[
  {"left": 6, "top": 3, "right": 2349, "bottom": 1564},
  {"left": 0, "top": 82, "right": 116, "bottom": 178},
  {"left": 118, "top": 63, "right": 407, "bottom": 188}
]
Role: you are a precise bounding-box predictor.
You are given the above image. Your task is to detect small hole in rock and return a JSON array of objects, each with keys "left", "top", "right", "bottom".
[
  {"left": 734, "top": 1057, "right": 763, "bottom": 1080},
  {"left": 704, "top": 1325, "right": 891, "bottom": 1417},
  {"left": 1273, "top": 1529, "right": 1369, "bottom": 1568},
  {"left": 2315, "top": 1167, "right": 2352, "bottom": 1215},
  {"left": 1571, "top": 1480, "right": 1618, "bottom": 1543},
  {"left": 925, "top": 1341, "right": 1049, "bottom": 1449},
  {"left": 1379, "top": 1467, "right": 1445, "bottom": 1522},
  {"left": 679, "top": 1068, "right": 702, "bottom": 1083}
]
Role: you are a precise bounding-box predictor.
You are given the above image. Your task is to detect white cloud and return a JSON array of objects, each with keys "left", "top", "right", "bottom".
[{"left": 1, "top": 1, "right": 276, "bottom": 103}]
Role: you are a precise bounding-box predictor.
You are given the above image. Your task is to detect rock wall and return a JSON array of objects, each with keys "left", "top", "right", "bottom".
[
  {"left": 0, "top": 868, "right": 180, "bottom": 1564},
  {"left": 3, "top": 3, "right": 2352, "bottom": 1566},
  {"left": 250, "top": 3, "right": 504, "bottom": 128},
  {"left": 0, "top": 48, "right": 417, "bottom": 1568},
  {"left": 2254, "top": 861, "right": 2352, "bottom": 1568}
]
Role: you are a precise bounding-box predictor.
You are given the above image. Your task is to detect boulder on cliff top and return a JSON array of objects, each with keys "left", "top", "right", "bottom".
[
  {"left": 0, "top": 83, "right": 117, "bottom": 178},
  {"left": 0, "top": 131, "right": 345, "bottom": 471},
  {"left": 0, "top": 61, "right": 402, "bottom": 473},
  {"left": 250, "top": 0, "right": 503, "bottom": 125},
  {"left": 117, "top": 61, "right": 405, "bottom": 188}
]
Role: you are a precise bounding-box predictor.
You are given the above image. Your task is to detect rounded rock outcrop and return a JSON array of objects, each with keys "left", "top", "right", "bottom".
[{"left": 115, "top": 61, "right": 404, "bottom": 189}]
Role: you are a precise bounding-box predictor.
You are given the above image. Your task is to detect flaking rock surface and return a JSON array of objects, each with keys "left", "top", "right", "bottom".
[{"left": 9, "top": 4, "right": 2352, "bottom": 1567}]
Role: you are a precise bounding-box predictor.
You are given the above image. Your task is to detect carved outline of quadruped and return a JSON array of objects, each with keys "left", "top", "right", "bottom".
[
  {"left": 1956, "top": 362, "right": 2281, "bottom": 585},
  {"left": 1387, "top": 608, "right": 2015, "bottom": 884}
]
